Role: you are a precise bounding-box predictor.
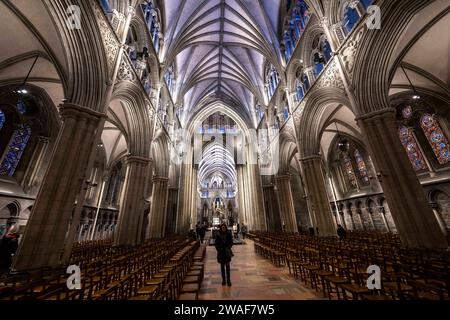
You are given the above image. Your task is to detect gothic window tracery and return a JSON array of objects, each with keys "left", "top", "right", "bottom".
[
  {"left": 0, "top": 124, "right": 32, "bottom": 176},
  {"left": 282, "top": 0, "right": 310, "bottom": 62},
  {"left": 398, "top": 125, "right": 427, "bottom": 171},
  {"left": 420, "top": 114, "right": 450, "bottom": 165},
  {"left": 265, "top": 65, "right": 280, "bottom": 101},
  {"left": 312, "top": 34, "right": 332, "bottom": 77}
]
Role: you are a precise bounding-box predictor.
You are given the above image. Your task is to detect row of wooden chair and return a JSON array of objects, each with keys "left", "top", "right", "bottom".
[{"left": 252, "top": 231, "right": 450, "bottom": 300}]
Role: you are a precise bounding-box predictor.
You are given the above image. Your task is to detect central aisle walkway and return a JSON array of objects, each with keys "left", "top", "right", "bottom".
[{"left": 198, "top": 239, "right": 323, "bottom": 300}]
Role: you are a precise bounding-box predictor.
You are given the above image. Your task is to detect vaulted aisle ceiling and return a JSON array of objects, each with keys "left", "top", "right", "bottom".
[{"left": 163, "top": 0, "right": 282, "bottom": 125}]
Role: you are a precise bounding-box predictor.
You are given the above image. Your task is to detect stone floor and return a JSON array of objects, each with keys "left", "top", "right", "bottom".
[{"left": 198, "top": 239, "right": 324, "bottom": 300}]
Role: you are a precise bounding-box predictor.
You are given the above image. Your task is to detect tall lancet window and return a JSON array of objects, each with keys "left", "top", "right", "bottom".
[
  {"left": 398, "top": 125, "right": 427, "bottom": 171},
  {"left": 0, "top": 124, "right": 32, "bottom": 176},
  {"left": 420, "top": 114, "right": 450, "bottom": 165},
  {"left": 0, "top": 110, "right": 5, "bottom": 130},
  {"left": 354, "top": 149, "right": 369, "bottom": 184}
]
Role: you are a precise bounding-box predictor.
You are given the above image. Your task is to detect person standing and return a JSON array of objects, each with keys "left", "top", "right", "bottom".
[
  {"left": 214, "top": 223, "right": 233, "bottom": 286},
  {"left": 199, "top": 224, "right": 206, "bottom": 244},
  {"left": 337, "top": 224, "right": 347, "bottom": 240},
  {"left": 0, "top": 232, "right": 19, "bottom": 273}
]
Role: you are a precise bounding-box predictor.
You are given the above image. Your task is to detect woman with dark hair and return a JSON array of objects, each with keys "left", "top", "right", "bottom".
[{"left": 214, "top": 223, "right": 233, "bottom": 286}]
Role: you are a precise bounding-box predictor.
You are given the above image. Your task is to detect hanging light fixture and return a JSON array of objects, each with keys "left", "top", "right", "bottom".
[
  {"left": 335, "top": 122, "right": 349, "bottom": 153},
  {"left": 401, "top": 64, "right": 421, "bottom": 100}
]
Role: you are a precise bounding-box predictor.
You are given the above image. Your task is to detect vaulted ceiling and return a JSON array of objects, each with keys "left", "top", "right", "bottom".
[{"left": 162, "top": 0, "right": 283, "bottom": 127}]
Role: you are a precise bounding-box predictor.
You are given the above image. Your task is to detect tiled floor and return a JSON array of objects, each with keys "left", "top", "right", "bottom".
[{"left": 198, "top": 239, "right": 324, "bottom": 300}]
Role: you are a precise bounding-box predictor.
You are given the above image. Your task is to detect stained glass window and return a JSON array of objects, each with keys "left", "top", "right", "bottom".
[
  {"left": 16, "top": 99, "right": 27, "bottom": 114},
  {"left": 398, "top": 126, "right": 427, "bottom": 171},
  {"left": 354, "top": 149, "right": 370, "bottom": 184},
  {"left": 341, "top": 152, "right": 357, "bottom": 188},
  {"left": 420, "top": 114, "right": 450, "bottom": 165},
  {"left": 0, "top": 124, "right": 32, "bottom": 176},
  {"left": 0, "top": 110, "right": 5, "bottom": 130}
]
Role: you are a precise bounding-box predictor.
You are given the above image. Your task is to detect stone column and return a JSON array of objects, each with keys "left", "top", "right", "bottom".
[
  {"left": 378, "top": 206, "right": 390, "bottom": 232},
  {"left": 301, "top": 156, "right": 336, "bottom": 236},
  {"left": 366, "top": 207, "right": 376, "bottom": 230},
  {"left": 114, "top": 156, "right": 150, "bottom": 246},
  {"left": 357, "top": 110, "right": 448, "bottom": 248},
  {"left": 20, "top": 136, "right": 50, "bottom": 194},
  {"left": 275, "top": 175, "right": 298, "bottom": 232},
  {"left": 148, "top": 176, "right": 169, "bottom": 238},
  {"left": 12, "top": 104, "right": 105, "bottom": 271}
]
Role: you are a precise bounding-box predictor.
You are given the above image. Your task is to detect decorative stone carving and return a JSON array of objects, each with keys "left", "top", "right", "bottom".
[
  {"left": 341, "top": 27, "right": 365, "bottom": 81},
  {"left": 92, "top": 2, "right": 119, "bottom": 73},
  {"left": 117, "top": 59, "right": 135, "bottom": 82},
  {"left": 316, "top": 60, "right": 344, "bottom": 90}
]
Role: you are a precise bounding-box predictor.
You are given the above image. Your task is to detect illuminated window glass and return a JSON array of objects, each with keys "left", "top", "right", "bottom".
[
  {"left": 0, "top": 124, "right": 32, "bottom": 176},
  {"left": 398, "top": 126, "right": 427, "bottom": 171},
  {"left": 420, "top": 114, "right": 450, "bottom": 165},
  {"left": 354, "top": 149, "right": 369, "bottom": 185},
  {"left": 0, "top": 110, "right": 5, "bottom": 130},
  {"left": 341, "top": 152, "right": 357, "bottom": 188}
]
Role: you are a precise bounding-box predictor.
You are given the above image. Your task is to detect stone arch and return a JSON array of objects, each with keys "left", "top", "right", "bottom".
[
  {"left": 111, "top": 83, "right": 153, "bottom": 158},
  {"left": 297, "top": 87, "right": 352, "bottom": 157},
  {"left": 351, "top": 0, "right": 442, "bottom": 115},
  {"left": 151, "top": 132, "right": 170, "bottom": 178}
]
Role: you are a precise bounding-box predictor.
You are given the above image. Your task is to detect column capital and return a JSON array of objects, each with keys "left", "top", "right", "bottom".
[
  {"left": 153, "top": 176, "right": 169, "bottom": 182},
  {"left": 299, "top": 155, "right": 323, "bottom": 163},
  {"left": 355, "top": 108, "right": 396, "bottom": 122},
  {"left": 60, "top": 103, "right": 107, "bottom": 122},
  {"left": 125, "top": 155, "right": 152, "bottom": 165}
]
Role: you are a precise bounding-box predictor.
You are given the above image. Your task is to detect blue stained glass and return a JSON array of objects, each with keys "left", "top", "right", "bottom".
[
  {"left": 361, "top": 0, "right": 374, "bottom": 9},
  {"left": 0, "top": 110, "right": 5, "bottom": 130},
  {"left": 0, "top": 124, "right": 32, "bottom": 176},
  {"left": 344, "top": 6, "right": 360, "bottom": 34},
  {"left": 16, "top": 100, "right": 27, "bottom": 114},
  {"left": 100, "top": 0, "right": 111, "bottom": 13}
]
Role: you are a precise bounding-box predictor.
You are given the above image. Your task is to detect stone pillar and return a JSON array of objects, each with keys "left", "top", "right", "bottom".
[
  {"left": 301, "top": 156, "right": 336, "bottom": 236},
  {"left": 378, "top": 206, "right": 390, "bottom": 232},
  {"left": 366, "top": 207, "right": 376, "bottom": 230},
  {"left": 12, "top": 104, "right": 105, "bottom": 271},
  {"left": 114, "top": 156, "right": 150, "bottom": 246},
  {"left": 357, "top": 110, "right": 448, "bottom": 248},
  {"left": 148, "top": 176, "right": 169, "bottom": 238},
  {"left": 275, "top": 175, "right": 298, "bottom": 232},
  {"left": 20, "top": 136, "right": 51, "bottom": 193}
]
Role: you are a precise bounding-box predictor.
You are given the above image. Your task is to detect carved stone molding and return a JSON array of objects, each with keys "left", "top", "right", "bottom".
[
  {"left": 341, "top": 27, "right": 365, "bottom": 82},
  {"left": 92, "top": 2, "right": 119, "bottom": 73},
  {"left": 316, "top": 60, "right": 344, "bottom": 90},
  {"left": 117, "top": 59, "right": 136, "bottom": 82}
]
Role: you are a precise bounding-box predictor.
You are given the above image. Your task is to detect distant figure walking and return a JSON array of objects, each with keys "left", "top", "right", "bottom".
[
  {"left": 337, "top": 224, "right": 347, "bottom": 240},
  {"left": 214, "top": 223, "right": 233, "bottom": 286},
  {"left": 199, "top": 224, "right": 206, "bottom": 244}
]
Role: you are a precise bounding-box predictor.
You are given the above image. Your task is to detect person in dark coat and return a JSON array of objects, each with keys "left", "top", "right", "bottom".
[
  {"left": 337, "top": 224, "right": 347, "bottom": 240},
  {"left": 214, "top": 223, "right": 233, "bottom": 286},
  {"left": 199, "top": 224, "right": 206, "bottom": 244},
  {"left": 0, "top": 232, "right": 19, "bottom": 272}
]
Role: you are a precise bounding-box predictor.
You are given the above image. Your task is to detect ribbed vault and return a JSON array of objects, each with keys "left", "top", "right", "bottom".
[{"left": 163, "top": 0, "right": 282, "bottom": 125}]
